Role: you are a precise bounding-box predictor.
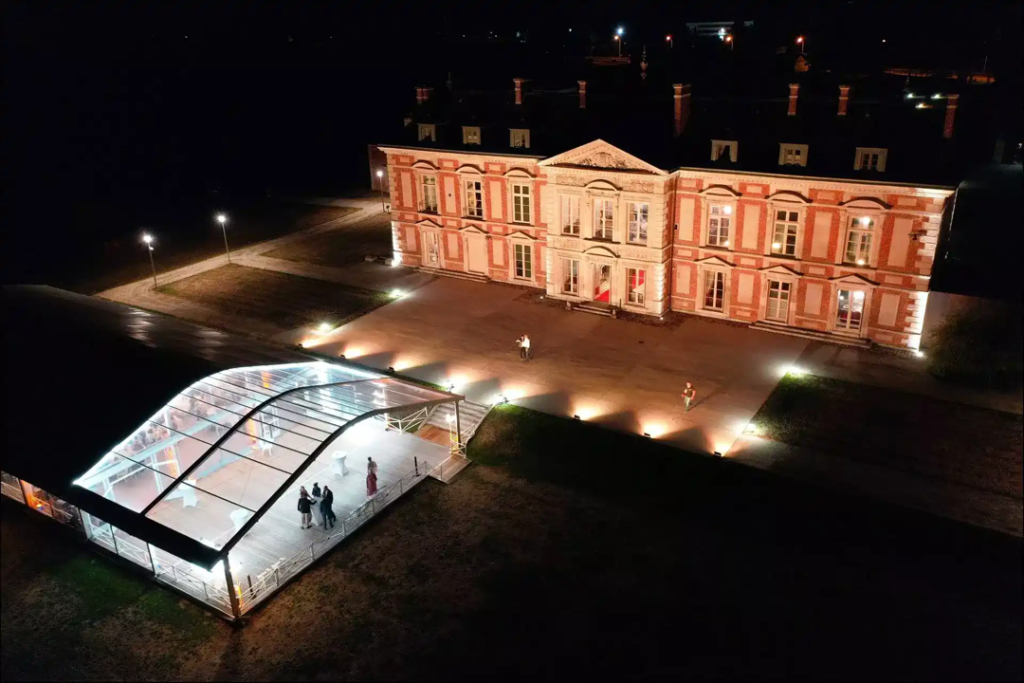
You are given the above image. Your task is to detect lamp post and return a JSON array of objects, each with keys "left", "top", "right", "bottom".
[
  {"left": 142, "top": 233, "right": 157, "bottom": 289},
  {"left": 796, "top": 35, "right": 805, "bottom": 55},
  {"left": 725, "top": 34, "right": 734, "bottom": 51},
  {"left": 376, "top": 169, "right": 387, "bottom": 212},
  {"left": 216, "top": 213, "right": 230, "bottom": 263},
  {"left": 615, "top": 26, "right": 624, "bottom": 57},
  {"left": 665, "top": 34, "right": 673, "bottom": 48}
]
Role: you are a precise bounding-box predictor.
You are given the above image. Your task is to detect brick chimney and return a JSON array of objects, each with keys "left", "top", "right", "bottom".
[
  {"left": 788, "top": 83, "right": 800, "bottom": 116},
  {"left": 838, "top": 85, "right": 850, "bottom": 116},
  {"left": 943, "top": 93, "right": 959, "bottom": 139},
  {"left": 422, "top": 87, "right": 434, "bottom": 103},
  {"left": 673, "top": 83, "right": 692, "bottom": 137},
  {"left": 415, "top": 87, "right": 424, "bottom": 104},
  {"left": 514, "top": 78, "right": 525, "bottom": 105},
  {"left": 578, "top": 80, "right": 587, "bottom": 109}
]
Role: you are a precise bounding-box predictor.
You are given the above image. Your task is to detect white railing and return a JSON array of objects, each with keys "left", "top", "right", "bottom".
[
  {"left": 154, "top": 562, "right": 233, "bottom": 615},
  {"left": 238, "top": 462, "right": 430, "bottom": 613}
]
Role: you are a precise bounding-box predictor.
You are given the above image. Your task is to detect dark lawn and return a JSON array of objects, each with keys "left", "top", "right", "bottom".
[
  {"left": 160, "top": 264, "right": 393, "bottom": 331},
  {"left": 261, "top": 212, "right": 393, "bottom": 267},
  {"left": 67, "top": 203, "right": 358, "bottom": 295},
  {"left": 2, "top": 406, "right": 1020, "bottom": 681},
  {"left": 750, "top": 374, "right": 1023, "bottom": 499}
]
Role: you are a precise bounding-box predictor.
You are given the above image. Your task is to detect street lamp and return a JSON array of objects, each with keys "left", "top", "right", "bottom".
[
  {"left": 614, "top": 34, "right": 621, "bottom": 57},
  {"left": 216, "top": 213, "right": 230, "bottom": 263},
  {"left": 376, "top": 169, "right": 387, "bottom": 212},
  {"left": 725, "top": 34, "right": 734, "bottom": 50},
  {"left": 142, "top": 233, "right": 158, "bottom": 289},
  {"left": 796, "top": 35, "right": 805, "bottom": 55},
  {"left": 665, "top": 34, "right": 673, "bottom": 48}
]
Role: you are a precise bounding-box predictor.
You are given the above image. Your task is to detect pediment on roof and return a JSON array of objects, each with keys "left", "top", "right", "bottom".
[
  {"left": 694, "top": 255, "right": 734, "bottom": 268},
  {"left": 839, "top": 196, "right": 892, "bottom": 210},
  {"left": 506, "top": 230, "right": 539, "bottom": 241},
  {"left": 830, "top": 273, "right": 878, "bottom": 287},
  {"left": 539, "top": 140, "right": 667, "bottom": 175},
  {"left": 417, "top": 218, "right": 443, "bottom": 230},
  {"left": 760, "top": 264, "right": 802, "bottom": 277},
  {"left": 459, "top": 224, "right": 487, "bottom": 235},
  {"left": 700, "top": 184, "right": 743, "bottom": 197},
  {"left": 766, "top": 190, "right": 813, "bottom": 203},
  {"left": 582, "top": 245, "right": 619, "bottom": 258}
]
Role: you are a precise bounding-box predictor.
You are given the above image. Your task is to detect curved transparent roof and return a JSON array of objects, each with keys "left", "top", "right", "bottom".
[{"left": 74, "top": 361, "right": 455, "bottom": 558}]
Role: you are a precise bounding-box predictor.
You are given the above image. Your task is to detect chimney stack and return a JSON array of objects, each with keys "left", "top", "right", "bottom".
[
  {"left": 788, "top": 83, "right": 800, "bottom": 116},
  {"left": 838, "top": 85, "right": 850, "bottom": 116},
  {"left": 673, "top": 83, "right": 692, "bottom": 137},
  {"left": 422, "top": 87, "right": 434, "bottom": 103},
  {"left": 943, "top": 93, "right": 959, "bottom": 139},
  {"left": 514, "top": 78, "right": 524, "bottom": 105},
  {"left": 578, "top": 80, "right": 587, "bottom": 109},
  {"left": 415, "top": 87, "right": 424, "bottom": 104}
]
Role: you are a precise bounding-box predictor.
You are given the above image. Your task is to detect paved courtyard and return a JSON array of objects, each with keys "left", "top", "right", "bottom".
[{"left": 285, "top": 278, "right": 809, "bottom": 456}]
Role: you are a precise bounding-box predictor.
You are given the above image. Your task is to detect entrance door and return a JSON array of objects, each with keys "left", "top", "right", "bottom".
[
  {"left": 593, "top": 264, "right": 612, "bottom": 303},
  {"left": 467, "top": 235, "right": 487, "bottom": 274},
  {"left": 423, "top": 232, "right": 440, "bottom": 267},
  {"left": 835, "top": 289, "right": 865, "bottom": 332},
  {"left": 766, "top": 280, "right": 791, "bottom": 322}
]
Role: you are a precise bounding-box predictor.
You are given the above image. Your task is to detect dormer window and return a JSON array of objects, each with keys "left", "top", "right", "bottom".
[
  {"left": 854, "top": 147, "right": 887, "bottom": 172},
  {"left": 462, "top": 126, "right": 481, "bottom": 145},
  {"left": 510, "top": 128, "right": 531, "bottom": 149},
  {"left": 711, "top": 140, "right": 738, "bottom": 162},
  {"left": 417, "top": 123, "right": 436, "bottom": 142},
  {"left": 779, "top": 143, "right": 808, "bottom": 167}
]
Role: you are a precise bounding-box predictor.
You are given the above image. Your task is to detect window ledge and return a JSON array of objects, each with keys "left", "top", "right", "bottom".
[{"left": 585, "top": 237, "right": 619, "bottom": 245}]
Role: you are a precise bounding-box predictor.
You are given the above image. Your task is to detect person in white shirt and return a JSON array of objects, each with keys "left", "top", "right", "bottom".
[{"left": 521, "top": 334, "right": 531, "bottom": 361}]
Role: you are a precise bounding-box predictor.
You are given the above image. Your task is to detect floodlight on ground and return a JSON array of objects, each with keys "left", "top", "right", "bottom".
[
  {"left": 338, "top": 353, "right": 345, "bottom": 359},
  {"left": 573, "top": 414, "right": 581, "bottom": 420},
  {"left": 713, "top": 451, "right": 723, "bottom": 457},
  {"left": 387, "top": 366, "right": 395, "bottom": 373},
  {"left": 391, "top": 289, "right": 405, "bottom": 298},
  {"left": 643, "top": 432, "right": 652, "bottom": 438},
  {"left": 318, "top": 322, "right": 332, "bottom": 333},
  {"left": 914, "top": 350, "right": 925, "bottom": 358}
]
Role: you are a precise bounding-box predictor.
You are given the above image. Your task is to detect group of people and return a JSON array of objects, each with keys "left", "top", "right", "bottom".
[
  {"left": 125, "top": 424, "right": 171, "bottom": 455},
  {"left": 297, "top": 483, "right": 337, "bottom": 530}
]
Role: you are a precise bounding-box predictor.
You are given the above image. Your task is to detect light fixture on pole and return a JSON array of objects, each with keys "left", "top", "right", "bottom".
[
  {"left": 142, "top": 233, "right": 158, "bottom": 289},
  {"left": 665, "top": 34, "right": 673, "bottom": 48},
  {"left": 725, "top": 34, "right": 734, "bottom": 50},
  {"left": 216, "top": 213, "right": 230, "bottom": 263},
  {"left": 376, "top": 169, "right": 387, "bottom": 213},
  {"left": 796, "top": 35, "right": 805, "bottom": 55}
]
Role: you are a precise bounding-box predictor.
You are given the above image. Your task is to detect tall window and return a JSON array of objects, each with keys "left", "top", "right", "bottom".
[
  {"left": 510, "top": 129, "right": 531, "bottom": 148},
  {"left": 512, "top": 184, "right": 532, "bottom": 224},
  {"left": 417, "top": 124, "right": 436, "bottom": 142},
  {"left": 766, "top": 280, "right": 791, "bottom": 321},
  {"left": 628, "top": 203, "right": 649, "bottom": 244},
  {"left": 561, "top": 258, "right": 579, "bottom": 294},
  {"left": 421, "top": 176, "right": 438, "bottom": 213},
  {"left": 703, "top": 271, "right": 725, "bottom": 311},
  {"left": 594, "top": 199, "right": 614, "bottom": 240},
  {"left": 514, "top": 243, "right": 533, "bottom": 280},
  {"left": 464, "top": 180, "right": 483, "bottom": 218},
  {"left": 771, "top": 210, "right": 799, "bottom": 256},
  {"left": 560, "top": 195, "right": 580, "bottom": 235},
  {"left": 627, "top": 268, "right": 646, "bottom": 305},
  {"left": 707, "top": 205, "right": 732, "bottom": 247},
  {"left": 845, "top": 216, "right": 874, "bottom": 265},
  {"left": 860, "top": 152, "right": 879, "bottom": 170},
  {"left": 835, "top": 289, "right": 865, "bottom": 331}
]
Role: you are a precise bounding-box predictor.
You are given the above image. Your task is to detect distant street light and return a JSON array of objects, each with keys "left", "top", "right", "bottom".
[
  {"left": 142, "top": 233, "right": 158, "bottom": 289},
  {"left": 725, "top": 34, "right": 734, "bottom": 51},
  {"left": 614, "top": 34, "right": 621, "bottom": 57},
  {"left": 666, "top": 34, "right": 673, "bottom": 48},
  {"left": 216, "top": 213, "right": 231, "bottom": 263},
  {"left": 376, "top": 169, "right": 387, "bottom": 213},
  {"left": 796, "top": 35, "right": 805, "bottom": 55}
]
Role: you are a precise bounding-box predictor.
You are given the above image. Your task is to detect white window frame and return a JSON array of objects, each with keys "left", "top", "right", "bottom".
[
  {"left": 765, "top": 279, "right": 792, "bottom": 322},
  {"left": 853, "top": 147, "right": 887, "bottom": 172},
  {"left": 706, "top": 203, "right": 733, "bottom": 248},
  {"left": 778, "top": 143, "right": 809, "bottom": 167},
  {"left": 560, "top": 195, "right": 580, "bottom": 235},
  {"left": 423, "top": 230, "right": 441, "bottom": 267},
  {"left": 561, "top": 258, "right": 579, "bottom": 295},
  {"left": 510, "top": 128, "right": 531, "bottom": 149},
  {"left": 462, "top": 126, "right": 481, "bottom": 145},
  {"left": 626, "top": 267, "right": 647, "bottom": 306},
  {"left": 702, "top": 269, "right": 728, "bottom": 313},
  {"left": 513, "top": 243, "right": 533, "bottom": 280},
  {"left": 770, "top": 208, "right": 800, "bottom": 257},
  {"left": 627, "top": 202, "right": 649, "bottom": 245},
  {"left": 463, "top": 179, "right": 484, "bottom": 219},
  {"left": 834, "top": 287, "right": 868, "bottom": 333},
  {"left": 420, "top": 176, "right": 438, "bottom": 213},
  {"left": 710, "top": 139, "right": 738, "bottom": 162},
  {"left": 511, "top": 183, "right": 532, "bottom": 224},
  {"left": 843, "top": 215, "right": 876, "bottom": 266},
  {"left": 417, "top": 123, "right": 436, "bottom": 142},
  {"left": 594, "top": 198, "right": 615, "bottom": 240}
]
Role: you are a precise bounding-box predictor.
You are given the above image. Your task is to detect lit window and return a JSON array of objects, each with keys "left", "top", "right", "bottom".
[
  {"left": 510, "top": 128, "right": 531, "bottom": 149},
  {"left": 707, "top": 204, "right": 732, "bottom": 247},
  {"left": 561, "top": 258, "right": 579, "bottom": 294},
  {"left": 512, "top": 184, "right": 532, "bottom": 224},
  {"left": 835, "top": 289, "right": 865, "bottom": 331},
  {"left": 464, "top": 180, "right": 483, "bottom": 218},
  {"left": 594, "top": 199, "right": 614, "bottom": 240},
  {"left": 766, "top": 280, "right": 791, "bottom": 321},
  {"left": 703, "top": 270, "right": 726, "bottom": 310},
  {"left": 628, "top": 202, "right": 649, "bottom": 244},
  {"left": 417, "top": 124, "right": 436, "bottom": 142},
  {"left": 845, "top": 216, "right": 874, "bottom": 265},
  {"left": 854, "top": 147, "right": 887, "bottom": 172},
  {"left": 711, "top": 140, "right": 738, "bottom": 162},
  {"left": 560, "top": 195, "right": 580, "bottom": 235},
  {"left": 771, "top": 210, "right": 799, "bottom": 256},
  {"left": 462, "top": 126, "right": 481, "bottom": 145},
  {"left": 779, "top": 144, "right": 808, "bottom": 166},
  {"left": 627, "top": 268, "right": 646, "bottom": 305},
  {"left": 421, "top": 176, "right": 438, "bottom": 213},
  {"left": 514, "top": 243, "right": 533, "bottom": 279}
]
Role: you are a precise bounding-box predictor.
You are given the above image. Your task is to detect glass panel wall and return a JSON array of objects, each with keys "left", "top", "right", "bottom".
[
  {"left": 1, "top": 471, "right": 25, "bottom": 503},
  {"left": 150, "top": 546, "right": 235, "bottom": 617},
  {"left": 113, "top": 527, "right": 153, "bottom": 570},
  {"left": 20, "top": 480, "right": 55, "bottom": 518},
  {"left": 82, "top": 511, "right": 117, "bottom": 553}
]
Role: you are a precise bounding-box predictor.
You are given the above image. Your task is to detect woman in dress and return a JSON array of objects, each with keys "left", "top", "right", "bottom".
[
  {"left": 309, "top": 487, "right": 325, "bottom": 527},
  {"left": 366, "top": 456, "right": 378, "bottom": 496}
]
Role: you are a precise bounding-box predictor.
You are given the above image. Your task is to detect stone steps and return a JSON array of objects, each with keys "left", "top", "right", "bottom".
[
  {"left": 749, "top": 321, "right": 873, "bottom": 348},
  {"left": 417, "top": 267, "right": 489, "bottom": 284},
  {"left": 574, "top": 302, "right": 616, "bottom": 318},
  {"left": 425, "top": 401, "right": 492, "bottom": 444}
]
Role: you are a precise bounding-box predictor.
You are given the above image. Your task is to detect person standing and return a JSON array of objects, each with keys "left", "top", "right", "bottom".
[
  {"left": 310, "top": 488, "right": 324, "bottom": 528},
  {"left": 321, "top": 486, "right": 336, "bottom": 529},
  {"left": 681, "top": 382, "right": 697, "bottom": 412},
  {"left": 311, "top": 482, "right": 321, "bottom": 499},
  {"left": 521, "top": 333, "right": 532, "bottom": 361},
  {"left": 297, "top": 490, "right": 313, "bottom": 529},
  {"left": 366, "top": 456, "right": 379, "bottom": 497}
]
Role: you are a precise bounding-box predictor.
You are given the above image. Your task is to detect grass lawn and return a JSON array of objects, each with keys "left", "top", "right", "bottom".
[
  {"left": 750, "top": 373, "right": 1023, "bottom": 499},
  {"left": 160, "top": 264, "right": 393, "bottom": 331},
  {"left": 70, "top": 203, "right": 359, "bottom": 295},
  {"left": 261, "top": 212, "right": 392, "bottom": 267},
  {"left": 3, "top": 406, "right": 1021, "bottom": 681}
]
